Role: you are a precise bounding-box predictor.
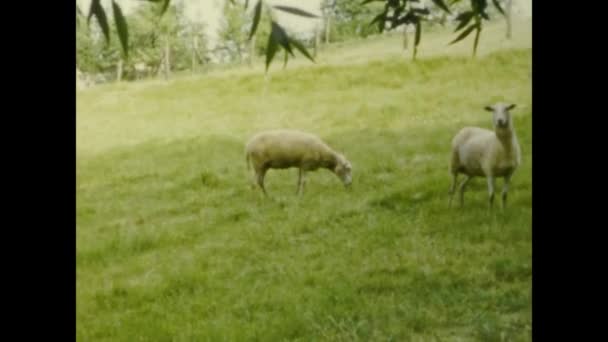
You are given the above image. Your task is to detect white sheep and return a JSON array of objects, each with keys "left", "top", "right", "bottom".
[
  {"left": 245, "top": 129, "right": 352, "bottom": 196},
  {"left": 448, "top": 103, "right": 521, "bottom": 209}
]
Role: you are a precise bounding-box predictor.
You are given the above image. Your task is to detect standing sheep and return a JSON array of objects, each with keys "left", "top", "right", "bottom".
[
  {"left": 245, "top": 129, "right": 352, "bottom": 196},
  {"left": 448, "top": 103, "right": 521, "bottom": 209}
]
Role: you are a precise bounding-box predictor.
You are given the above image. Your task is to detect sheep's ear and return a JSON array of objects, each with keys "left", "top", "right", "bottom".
[
  {"left": 484, "top": 105, "right": 494, "bottom": 112},
  {"left": 506, "top": 104, "right": 516, "bottom": 111}
]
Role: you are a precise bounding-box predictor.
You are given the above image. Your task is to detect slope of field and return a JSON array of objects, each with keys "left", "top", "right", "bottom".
[{"left": 77, "top": 18, "right": 532, "bottom": 341}]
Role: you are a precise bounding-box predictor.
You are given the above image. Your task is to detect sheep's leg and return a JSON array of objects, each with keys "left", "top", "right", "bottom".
[
  {"left": 487, "top": 176, "right": 496, "bottom": 209},
  {"left": 296, "top": 168, "right": 306, "bottom": 195},
  {"left": 458, "top": 175, "right": 471, "bottom": 208},
  {"left": 256, "top": 168, "right": 268, "bottom": 196},
  {"left": 449, "top": 151, "right": 461, "bottom": 208},
  {"left": 249, "top": 166, "right": 258, "bottom": 190},
  {"left": 448, "top": 172, "right": 458, "bottom": 208},
  {"left": 502, "top": 174, "right": 512, "bottom": 209}
]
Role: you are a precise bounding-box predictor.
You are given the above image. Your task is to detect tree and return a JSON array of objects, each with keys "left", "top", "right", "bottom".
[
  {"left": 127, "top": 2, "right": 193, "bottom": 79},
  {"left": 79, "top": 0, "right": 508, "bottom": 72},
  {"left": 219, "top": 0, "right": 250, "bottom": 64},
  {"left": 186, "top": 21, "right": 208, "bottom": 72},
  {"left": 505, "top": 0, "right": 512, "bottom": 39},
  {"left": 323, "top": 0, "right": 381, "bottom": 42},
  {"left": 76, "top": 18, "right": 100, "bottom": 73},
  {"left": 80, "top": 0, "right": 318, "bottom": 72},
  {"left": 77, "top": 0, "right": 199, "bottom": 82},
  {"left": 251, "top": 4, "right": 273, "bottom": 58},
  {"left": 123, "top": 4, "right": 164, "bottom": 77},
  {"left": 321, "top": 0, "right": 335, "bottom": 44}
]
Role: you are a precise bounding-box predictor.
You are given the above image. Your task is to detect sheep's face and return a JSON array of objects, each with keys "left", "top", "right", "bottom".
[
  {"left": 486, "top": 103, "right": 516, "bottom": 130},
  {"left": 334, "top": 156, "right": 352, "bottom": 187}
]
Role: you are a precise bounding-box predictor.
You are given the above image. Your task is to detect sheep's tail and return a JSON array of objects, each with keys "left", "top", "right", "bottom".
[{"left": 245, "top": 151, "right": 251, "bottom": 171}]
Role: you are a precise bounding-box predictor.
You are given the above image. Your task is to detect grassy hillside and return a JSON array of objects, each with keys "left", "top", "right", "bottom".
[{"left": 77, "top": 18, "right": 532, "bottom": 341}]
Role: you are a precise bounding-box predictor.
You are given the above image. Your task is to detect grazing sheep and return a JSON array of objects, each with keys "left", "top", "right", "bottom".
[
  {"left": 448, "top": 103, "right": 521, "bottom": 209},
  {"left": 245, "top": 129, "right": 352, "bottom": 196}
]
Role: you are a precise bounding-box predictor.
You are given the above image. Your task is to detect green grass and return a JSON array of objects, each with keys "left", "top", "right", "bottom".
[{"left": 77, "top": 18, "right": 532, "bottom": 341}]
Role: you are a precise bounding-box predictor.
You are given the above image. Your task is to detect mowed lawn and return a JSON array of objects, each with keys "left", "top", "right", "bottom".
[{"left": 77, "top": 18, "right": 532, "bottom": 341}]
